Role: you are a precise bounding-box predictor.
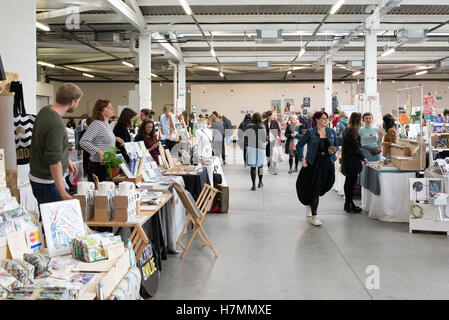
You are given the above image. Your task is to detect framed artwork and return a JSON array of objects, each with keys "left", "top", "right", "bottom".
[
  {"left": 270, "top": 100, "right": 281, "bottom": 113},
  {"left": 409, "top": 178, "right": 428, "bottom": 202},
  {"left": 40, "top": 199, "right": 86, "bottom": 257},
  {"left": 284, "top": 99, "right": 294, "bottom": 112},
  {"left": 428, "top": 179, "right": 443, "bottom": 199}
]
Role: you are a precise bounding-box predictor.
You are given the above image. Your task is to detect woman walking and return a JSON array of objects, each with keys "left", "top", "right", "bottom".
[
  {"left": 244, "top": 113, "right": 267, "bottom": 191},
  {"left": 113, "top": 107, "right": 137, "bottom": 164},
  {"left": 296, "top": 111, "right": 338, "bottom": 226},
  {"left": 285, "top": 114, "right": 303, "bottom": 173},
  {"left": 341, "top": 112, "right": 368, "bottom": 213},
  {"left": 210, "top": 114, "right": 226, "bottom": 164},
  {"left": 238, "top": 113, "right": 252, "bottom": 166}
]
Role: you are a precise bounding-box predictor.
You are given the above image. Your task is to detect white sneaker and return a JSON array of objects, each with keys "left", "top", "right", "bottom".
[
  {"left": 310, "top": 218, "right": 322, "bottom": 226},
  {"left": 305, "top": 206, "right": 312, "bottom": 217}
]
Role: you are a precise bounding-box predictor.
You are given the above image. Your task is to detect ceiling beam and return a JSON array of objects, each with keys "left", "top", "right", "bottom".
[
  {"left": 102, "top": 0, "right": 147, "bottom": 32},
  {"left": 37, "top": 5, "right": 105, "bottom": 20}
]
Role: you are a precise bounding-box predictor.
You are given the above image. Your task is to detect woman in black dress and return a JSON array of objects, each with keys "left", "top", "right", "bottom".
[
  {"left": 341, "top": 112, "right": 368, "bottom": 213},
  {"left": 296, "top": 111, "right": 338, "bottom": 226}
]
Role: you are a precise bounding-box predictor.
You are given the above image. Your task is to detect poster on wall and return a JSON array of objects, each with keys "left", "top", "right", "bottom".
[
  {"left": 271, "top": 100, "right": 281, "bottom": 113},
  {"left": 303, "top": 97, "right": 311, "bottom": 108},
  {"left": 284, "top": 99, "right": 294, "bottom": 112}
]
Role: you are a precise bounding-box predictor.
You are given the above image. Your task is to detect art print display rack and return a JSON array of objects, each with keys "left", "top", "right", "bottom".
[{"left": 408, "top": 177, "right": 449, "bottom": 235}]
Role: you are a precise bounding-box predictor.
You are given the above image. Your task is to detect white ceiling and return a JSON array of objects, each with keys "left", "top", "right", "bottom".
[{"left": 36, "top": 0, "right": 449, "bottom": 82}]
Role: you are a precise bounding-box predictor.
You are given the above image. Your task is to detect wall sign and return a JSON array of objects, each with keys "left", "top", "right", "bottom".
[{"left": 303, "top": 97, "right": 311, "bottom": 108}]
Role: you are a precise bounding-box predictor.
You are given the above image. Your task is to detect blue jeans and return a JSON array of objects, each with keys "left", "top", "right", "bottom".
[{"left": 30, "top": 181, "right": 63, "bottom": 207}]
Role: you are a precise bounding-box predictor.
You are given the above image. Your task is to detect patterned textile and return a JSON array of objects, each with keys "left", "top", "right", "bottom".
[
  {"left": 0, "top": 267, "right": 22, "bottom": 299},
  {"left": 5, "top": 287, "right": 70, "bottom": 300},
  {"left": 71, "top": 232, "right": 123, "bottom": 263},
  {"left": 1, "top": 259, "right": 34, "bottom": 285},
  {"left": 23, "top": 253, "right": 51, "bottom": 278},
  {"left": 111, "top": 267, "right": 142, "bottom": 300}
]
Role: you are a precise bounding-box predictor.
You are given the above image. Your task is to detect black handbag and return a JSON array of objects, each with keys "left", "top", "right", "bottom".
[{"left": 213, "top": 165, "right": 222, "bottom": 185}]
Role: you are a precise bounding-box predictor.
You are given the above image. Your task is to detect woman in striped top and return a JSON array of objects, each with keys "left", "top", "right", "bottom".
[{"left": 80, "top": 99, "right": 125, "bottom": 182}]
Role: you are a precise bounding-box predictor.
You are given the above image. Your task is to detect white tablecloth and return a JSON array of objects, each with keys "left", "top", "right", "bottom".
[{"left": 362, "top": 170, "right": 415, "bottom": 222}]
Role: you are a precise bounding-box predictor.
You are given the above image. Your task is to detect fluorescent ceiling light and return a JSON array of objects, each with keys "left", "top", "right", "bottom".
[
  {"left": 381, "top": 47, "right": 395, "bottom": 57},
  {"left": 36, "top": 21, "right": 51, "bottom": 32},
  {"left": 330, "top": 0, "right": 346, "bottom": 15},
  {"left": 121, "top": 61, "right": 134, "bottom": 68},
  {"left": 416, "top": 70, "right": 428, "bottom": 75},
  {"left": 352, "top": 71, "right": 361, "bottom": 76},
  {"left": 37, "top": 61, "right": 55, "bottom": 68},
  {"left": 296, "top": 47, "right": 306, "bottom": 60},
  {"left": 292, "top": 66, "right": 307, "bottom": 71},
  {"left": 179, "top": 0, "right": 192, "bottom": 15},
  {"left": 82, "top": 73, "right": 94, "bottom": 78},
  {"left": 210, "top": 48, "right": 216, "bottom": 58},
  {"left": 219, "top": 71, "right": 224, "bottom": 77},
  {"left": 151, "top": 73, "right": 158, "bottom": 78}
]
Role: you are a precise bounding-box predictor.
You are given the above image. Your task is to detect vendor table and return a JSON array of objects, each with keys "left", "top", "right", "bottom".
[
  {"left": 359, "top": 165, "right": 415, "bottom": 222},
  {"left": 166, "top": 167, "right": 210, "bottom": 200},
  {"left": 203, "top": 156, "right": 228, "bottom": 187},
  {"left": 86, "top": 193, "right": 172, "bottom": 261}
]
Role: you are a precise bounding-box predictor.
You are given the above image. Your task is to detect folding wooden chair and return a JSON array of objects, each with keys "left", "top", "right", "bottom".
[
  {"left": 129, "top": 224, "right": 149, "bottom": 261},
  {"left": 173, "top": 183, "right": 219, "bottom": 259}
]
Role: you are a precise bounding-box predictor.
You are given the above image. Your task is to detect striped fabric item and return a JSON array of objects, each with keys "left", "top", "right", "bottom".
[{"left": 79, "top": 120, "right": 116, "bottom": 162}]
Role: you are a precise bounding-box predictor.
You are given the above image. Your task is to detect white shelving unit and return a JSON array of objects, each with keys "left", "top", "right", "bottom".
[{"left": 410, "top": 217, "right": 449, "bottom": 235}]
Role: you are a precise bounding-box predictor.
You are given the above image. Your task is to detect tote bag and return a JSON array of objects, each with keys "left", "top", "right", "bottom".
[{"left": 10, "top": 81, "right": 35, "bottom": 165}]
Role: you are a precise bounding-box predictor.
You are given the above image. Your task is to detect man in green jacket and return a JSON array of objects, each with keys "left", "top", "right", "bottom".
[{"left": 29, "top": 83, "right": 83, "bottom": 205}]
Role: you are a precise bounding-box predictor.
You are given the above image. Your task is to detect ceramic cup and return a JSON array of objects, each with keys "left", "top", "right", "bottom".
[
  {"left": 98, "top": 181, "right": 115, "bottom": 196},
  {"left": 77, "top": 181, "right": 95, "bottom": 195},
  {"left": 118, "top": 181, "right": 136, "bottom": 195}
]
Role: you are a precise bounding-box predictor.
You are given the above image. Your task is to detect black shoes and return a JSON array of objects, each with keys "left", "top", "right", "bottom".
[
  {"left": 258, "top": 182, "right": 264, "bottom": 188},
  {"left": 288, "top": 169, "right": 292, "bottom": 174},
  {"left": 345, "top": 201, "right": 362, "bottom": 213},
  {"left": 294, "top": 167, "right": 298, "bottom": 172},
  {"left": 251, "top": 186, "right": 256, "bottom": 191}
]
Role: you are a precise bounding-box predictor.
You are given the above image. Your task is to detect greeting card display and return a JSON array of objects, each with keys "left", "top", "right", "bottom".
[
  {"left": 40, "top": 200, "right": 86, "bottom": 257},
  {"left": 409, "top": 178, "right": 428, "bottom": 202}
]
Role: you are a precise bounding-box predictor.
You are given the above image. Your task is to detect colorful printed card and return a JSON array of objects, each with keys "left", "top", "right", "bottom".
[{"left": 40, "top": 199, "right": 86, "bottom": 257}]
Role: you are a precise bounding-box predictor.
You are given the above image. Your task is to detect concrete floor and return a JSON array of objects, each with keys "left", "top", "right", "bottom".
[{"left": 154, "top": 146, "right": 449, "bottom": 300}]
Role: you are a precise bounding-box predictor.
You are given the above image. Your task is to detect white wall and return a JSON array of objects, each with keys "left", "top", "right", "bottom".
[
  {"left": 191, "top": 81, "right": 449, "bottom": 125},
  {"left": 0, "top": 0, "right": 36, "bottom": 114}
]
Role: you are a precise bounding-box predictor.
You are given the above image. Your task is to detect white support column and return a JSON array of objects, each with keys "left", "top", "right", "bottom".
[
  {"left": 177, "top": 60, "right": 186, "bottom": 115},
  {"left": 364, "top": 28, "right": 377, "bottom": 95},
  {"left": 171, "top": 62, "right": 178, "bottom": 115},
  {"left": 139, "top": 31, "right": 151, "bottom": 110},
  {"left": 324, "top": 56, "right": 332, "bottom": 115}
]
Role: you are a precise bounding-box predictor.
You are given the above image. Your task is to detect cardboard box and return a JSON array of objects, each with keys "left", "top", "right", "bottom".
[
  {"left": 214, "top": 184, "right": 229, "bottom": 213},
  {"left": 114, "top": 194, "right": 138, "bottom": 222},
  {"left": 74, "top": 194, "right": 95, "bottom": 222},
  {"left": 391, "top": 139, "right": 426, "bottom": 171},
  {"left": 94, "top": 195, "right": 114, "bottom": 222}
]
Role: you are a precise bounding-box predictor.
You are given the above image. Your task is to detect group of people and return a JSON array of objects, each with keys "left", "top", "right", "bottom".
[{"left": 238, "top": 107, "right": 400, "bottom": 227}]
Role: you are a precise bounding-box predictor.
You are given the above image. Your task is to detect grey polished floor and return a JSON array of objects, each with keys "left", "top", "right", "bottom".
[{"left": 153, "top": 146, "right": 449, "bottom": 300}]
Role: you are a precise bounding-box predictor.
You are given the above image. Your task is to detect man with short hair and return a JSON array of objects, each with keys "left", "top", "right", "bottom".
[
  {"left": 159, "top": 105, "right": 177, "bottom": 151},
  {"left": 29, "top": 83, "right": 82, "bottom": 205}
]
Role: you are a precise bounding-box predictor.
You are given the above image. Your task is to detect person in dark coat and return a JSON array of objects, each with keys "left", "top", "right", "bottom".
[
  {"left": 284, "top": 114, "right": 304, "bottom": 173},
  {"left": 263, "top": 110, "right": 281, "bottom": 170},
  {"left": 238, "top": 113, "right": 252, "bottom": 166},
  {"left": 341, "top": 112, "right": 368, "bottom": 213},
  {"left": 113, "top": 107, "right": 137, "bottom": 164}
]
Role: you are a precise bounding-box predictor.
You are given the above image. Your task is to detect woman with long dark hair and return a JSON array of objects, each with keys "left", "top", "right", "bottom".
[
  {"left": 135, "top": 119, "right": 160, "bottom": 166},
  {"left": 243, "top": 112, "right": 267, "bottom": 191},
  {"left": 113, "top": 107, "right": 137, "bottom": 163},
  {"left": 341, "top": 112, "right": 368, "bottom": 213},
  {"left": 296, "top": 111, "right": 338, "bottom": 226},
  {"left": 382, "top": 113, "right": 398, "bottom": 159}
]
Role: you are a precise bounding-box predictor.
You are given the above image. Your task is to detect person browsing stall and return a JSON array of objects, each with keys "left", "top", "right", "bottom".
[
  {"left": 341, "top": 112, "right": 368, "bottom": 213},
  {"left": 159, "top": 105, "right": 177, "bottom": 151},
  {"left": 113, "top": 107, "right": 137, "bottom": 164},
  {"left": 381, "top": 113, "right": 398, "bottom": 159},
  {"left": 80, "top": 99, "right": 125, "bottom": 182},
  {"left": 29, "top": 83, "right": 82, "bottom": 205},
  {"left": 135, "top": 119, "right": 160, "bottom": 166}
]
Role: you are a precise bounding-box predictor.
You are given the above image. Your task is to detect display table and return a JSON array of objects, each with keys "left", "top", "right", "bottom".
[
  {"left": 164, "top": 167, "right": 210, "bottom": 200},
  {"left": 360, "top": 165, "right": 415, "bottom": 222},
  {"left": 203, "top": 156, "right": 228, "bottom": 187},
  {"left": 87, "top": 193, "right": 173, "bottom": 262}
]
